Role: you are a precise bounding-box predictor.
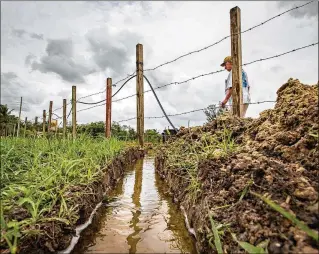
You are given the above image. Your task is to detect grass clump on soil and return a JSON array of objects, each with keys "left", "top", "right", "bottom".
[
  {"left": 155, "top": 79, "right": 319, "bottom": 253},
  {"left": 0, "top": 135, "right": 127, "bottom": 253}
]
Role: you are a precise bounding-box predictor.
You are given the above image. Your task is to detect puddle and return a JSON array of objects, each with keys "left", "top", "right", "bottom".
[{"left": 72, "top": 157, "right": 197, "bottom": 254}]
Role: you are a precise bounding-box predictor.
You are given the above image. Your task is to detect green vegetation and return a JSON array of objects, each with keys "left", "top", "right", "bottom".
[{"left": 1, "top": 135, "right": 126, "bottom": 252}]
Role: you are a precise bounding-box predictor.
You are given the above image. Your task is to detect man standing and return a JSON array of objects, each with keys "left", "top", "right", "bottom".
[{"left": 220, "top": 56, "right": 251, "bottom": 117}]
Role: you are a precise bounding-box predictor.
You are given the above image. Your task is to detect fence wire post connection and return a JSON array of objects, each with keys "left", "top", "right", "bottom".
[
  {"left": 72, "top": 86, "right": 77, "bottom": 139},
  {"left": 106, "top": 78, "right": 112, "bottom": 138},
  {"left": 63, "top": 99, "right": 67, "bottom": 138},
  {"left": 230, "top": 6, "right": 243, "bottom": 118},
  {"left": 136, "top": 43, "right": 144, "bottom": 147}
]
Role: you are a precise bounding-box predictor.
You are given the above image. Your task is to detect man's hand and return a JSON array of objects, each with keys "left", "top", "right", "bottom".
[{"left": 221, "top": 99, "right": 227, "bottom": 108}]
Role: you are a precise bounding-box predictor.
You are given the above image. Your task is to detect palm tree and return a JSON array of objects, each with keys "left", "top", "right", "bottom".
[{"left": 0, "top": 104, "right": 18, "bottom": 136}]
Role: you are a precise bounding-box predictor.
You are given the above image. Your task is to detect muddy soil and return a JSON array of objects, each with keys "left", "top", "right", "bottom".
[
  {"left": 155, "top": 79, "right": 319, "bottom": 253},
  {"left": 15, "top": 147, "right": 145, "bottom": 254}
]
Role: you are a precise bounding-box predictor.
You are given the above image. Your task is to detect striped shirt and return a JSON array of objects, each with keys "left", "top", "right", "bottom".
[{"left": 225, "top": 69, "right": 251, "bottom": 105}]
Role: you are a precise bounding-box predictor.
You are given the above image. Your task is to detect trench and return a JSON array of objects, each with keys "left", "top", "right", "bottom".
[{"left": 71, "top": 157, "right": 197, "bottom": 254}]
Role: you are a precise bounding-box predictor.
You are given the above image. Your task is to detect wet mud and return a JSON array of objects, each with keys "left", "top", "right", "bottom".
[{"left": 155, "top": 79, "right": 319, "bottom": 253}]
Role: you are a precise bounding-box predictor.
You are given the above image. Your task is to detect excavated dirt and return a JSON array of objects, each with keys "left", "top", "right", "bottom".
[
  {"left": 155, "top": 79, "right": 318, "bottom": 253},
  {"left": 13, "top": 147, "right": 145, "bottom": 254}
]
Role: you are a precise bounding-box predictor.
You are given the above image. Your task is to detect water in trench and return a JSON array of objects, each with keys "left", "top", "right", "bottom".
[{"left": 72, "top": 157, "right": 197, "bottom": 254}]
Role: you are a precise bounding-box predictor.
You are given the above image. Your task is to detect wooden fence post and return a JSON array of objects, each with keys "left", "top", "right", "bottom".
[
  {"left": 24, "top": 117, "right": 27, "bottom": 137},
  {"left": 43, "top": 110, "right": 46, "bottom": 136},
  {"left": 136, "top": 44, "right": 144, "bottom": 147},
  {"left": 230, "top": 6, "right": 243, "bottom": 117},
  {"left": 17, "top": 97, "right": 22, "bottom": 137},
  {"left": 106, "top": 78, "right": 112, "bottom": 138},
  {"left": 63, "top": 99, "right": 67, "bottom": 138},
  {"left": 72, "top": 86, "right": 76, "bottom": 139},
  {"left": 48, "top": 101, "right": 53, "bottom": 133}
]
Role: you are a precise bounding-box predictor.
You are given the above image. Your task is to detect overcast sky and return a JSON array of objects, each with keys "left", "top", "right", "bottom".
[{"left": 1, "top": 1, "right": 318, "bottom": 131}]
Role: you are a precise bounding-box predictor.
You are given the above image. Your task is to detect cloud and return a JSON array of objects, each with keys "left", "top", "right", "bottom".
[
  {"left": 0, "top": 72, "right": 44, "bottom": 113},
  {"left": 86, "top": 26, "right": 142, "bottom": 76},
  {"left": 12, "top": 29, "right": 27, "bottom": 38},
  {"left": 31, "top": 39, "right": 97, "bottom": 83},
  {"left": 25, "top": 54, "right": 36, "bottom": 66},
  {"left": 12, "top": 28, "right": 44, "bottom": 40},
  {"left": 277, "top": 1, "right": 318, "bottom": 19},
  {"left": 30, "top": 33, "right": 44, "bottom": 40}
]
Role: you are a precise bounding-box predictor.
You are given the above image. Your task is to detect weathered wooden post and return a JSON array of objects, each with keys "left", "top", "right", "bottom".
[
  {"left": 106, "top": 78, "right": 112, "bottom": 138},
  {"left": 230, "top": 6, "right": 243, "bottom": 117},
  {"left": 72, "top": 86, "right": 77, "bottom": 139},
  {"left": 17, "top": 97, "right": 22, "bottom": 137},
  {"left": 136, "top": 44, "right": 144, "bottom": 147},
  {"left": 63, "top": 99, "right": 67, "bottom": 138},
  {"left": 43, "top": 110, "right": 46, "bottom": 136},
  {"left": 48, "top": 101, "right": 53, "bottom": 133}
]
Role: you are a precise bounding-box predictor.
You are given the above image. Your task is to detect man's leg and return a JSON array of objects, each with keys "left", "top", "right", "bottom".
[{"left": 241, "top": 104, "right": 249, "bottom": 117}]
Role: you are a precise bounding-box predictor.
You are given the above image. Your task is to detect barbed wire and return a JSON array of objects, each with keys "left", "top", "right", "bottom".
[
  {"left": 242, "top": 42, "right": 318, "bottom": 67},
  {"left": 76, "top": 71, "right": 136, "bottom": 101},
  {"left": 111, "top": 42, "right": 317, "bottom": 103},
  {"left": 116, "top": 100, "right": 277, "bottom": 123},
  {"left": 143, "top": 1, "right": 315, "bottom": 72}
]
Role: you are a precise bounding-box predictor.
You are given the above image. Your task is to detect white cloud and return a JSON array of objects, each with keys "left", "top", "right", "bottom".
[{"left": 1, "top": 1, "right": 318, "bottom": 132}]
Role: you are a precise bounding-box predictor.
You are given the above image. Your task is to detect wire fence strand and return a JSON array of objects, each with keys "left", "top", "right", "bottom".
[
  {"left": 116, "top": 100, "right": 277, "bottom": 123},
  {"left": 143, "top": 1, "right": 315, "bottom": 72}
]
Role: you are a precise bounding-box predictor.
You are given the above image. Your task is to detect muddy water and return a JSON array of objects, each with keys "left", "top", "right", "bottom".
[{"left": 73, "top": 157, "right": 197, "bottom": 254}]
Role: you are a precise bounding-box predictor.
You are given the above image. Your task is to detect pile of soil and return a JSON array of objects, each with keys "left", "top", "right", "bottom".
[
  {"left": 6, "top": 147, "right": 145, "bottom": 254},
  {"left": 155, "top": 79, "right": 318, "bottom": 253}
]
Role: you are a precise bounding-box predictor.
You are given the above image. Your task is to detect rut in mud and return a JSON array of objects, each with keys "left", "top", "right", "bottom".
[
  {"left": 155, "top": 79, "right": 319, "bottom": 253},
  {"left": 72, "top": 157, "right": 197, "bottom": 254}
]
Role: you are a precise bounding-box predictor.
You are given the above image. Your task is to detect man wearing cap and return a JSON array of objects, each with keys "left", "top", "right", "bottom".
[{"left": 220, "top": 56, "right": 251, "bottom": 117}]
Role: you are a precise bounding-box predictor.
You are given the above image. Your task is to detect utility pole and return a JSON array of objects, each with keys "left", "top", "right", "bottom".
[
  {"left": 72, "top": 86, "right": 76, "bottom": 139},
  {"left": 136, "top": 44, "right": 144, "bottom": 147},
  {"left": 63, "top": 99, "right": 67, "bottom": 138},
  {"left": 106, "top": 78, "right": 112, "bottom": 138},
  {"left": 17, "top": 97, "right": 22, "bottom": 137},
  {"left": 230, "top": 6, "right": 243, "bottom": 117}
]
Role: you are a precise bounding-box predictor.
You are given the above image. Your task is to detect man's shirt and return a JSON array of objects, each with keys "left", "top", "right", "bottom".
[{"left": 225, "top": 69, "right": 251, "bottom": 105}]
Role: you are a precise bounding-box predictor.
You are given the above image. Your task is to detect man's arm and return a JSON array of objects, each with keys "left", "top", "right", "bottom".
[{"left": 222, "top": 88, "right": 232, "bottom": 107}]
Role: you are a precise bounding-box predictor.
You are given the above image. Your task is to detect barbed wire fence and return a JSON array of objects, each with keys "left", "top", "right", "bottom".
[{"left": 2, "top": 1, "right": 318, "bottom": 141}]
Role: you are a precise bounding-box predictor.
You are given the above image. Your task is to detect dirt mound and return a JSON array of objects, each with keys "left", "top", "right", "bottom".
[{"left": 155, "top": 79, "right": 318, "bottom": 253}]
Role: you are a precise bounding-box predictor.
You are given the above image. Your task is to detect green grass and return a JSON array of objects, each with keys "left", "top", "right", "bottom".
[{"left": 1, "top": 135, "right": 126, "bottom": 252}]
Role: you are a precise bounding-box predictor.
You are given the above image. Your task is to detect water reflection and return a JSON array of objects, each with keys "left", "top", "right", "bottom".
[{"left": 72, "top": 157, "right": 196, "bottom": 254}]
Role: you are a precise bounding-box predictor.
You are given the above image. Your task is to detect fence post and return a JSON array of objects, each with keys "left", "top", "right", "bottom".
[
  {"left": 24, "top": 117, "right": 27, "bottom": 137},
  {"left": 72, "top": 86, "right": 77, "bottom": 139},
  {"left": 63, "top": 99, "right": 67, "bottom": 138},
  {"left": 13, "top": 123, "right": 16, "bottom": 137},
  {"left": 106, "top": 78, "right": 112, "bottom": 138},
  {"left": 48, "top": 101, "right": 53, "bottom": 133},
  {"left": 136, "top": 43, "right": 144, "bottom": 147},
  {"left": 43, "top": 110, "right": 46, "bottom": 136},
  {"left": 17, "top": 97, "right": 22, "bottom": 137},
  {"left": 230, "top": 6, "right": 243, "bottom": 117}
]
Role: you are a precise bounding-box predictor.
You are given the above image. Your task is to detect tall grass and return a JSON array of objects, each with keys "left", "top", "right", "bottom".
[{"left": 1, "top": 135, "right": 126, "bottom": 252}]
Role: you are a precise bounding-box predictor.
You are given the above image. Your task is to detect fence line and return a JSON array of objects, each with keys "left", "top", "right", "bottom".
[
  {"left": 2, "top": 2, "right": 317, "bottom": 140},
  {"left": 76, "top": 42, "right": 317, "bottom": 112}
]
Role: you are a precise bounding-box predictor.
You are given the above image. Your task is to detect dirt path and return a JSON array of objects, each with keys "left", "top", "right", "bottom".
[{"left": 72, "top": 157, "right": 197, "bottom": 254}]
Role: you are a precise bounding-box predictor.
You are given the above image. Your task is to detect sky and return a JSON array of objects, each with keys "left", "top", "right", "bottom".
[{"left": 1, "top": 1, "right": 318, "bottom": 132}]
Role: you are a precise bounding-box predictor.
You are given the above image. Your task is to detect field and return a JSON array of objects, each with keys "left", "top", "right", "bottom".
[
  {"left": 0, "top": 135, "right": 143, "bottom": 253},
  {"left": 155, "top": 79, "right": 319, "bottom": 253}
]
